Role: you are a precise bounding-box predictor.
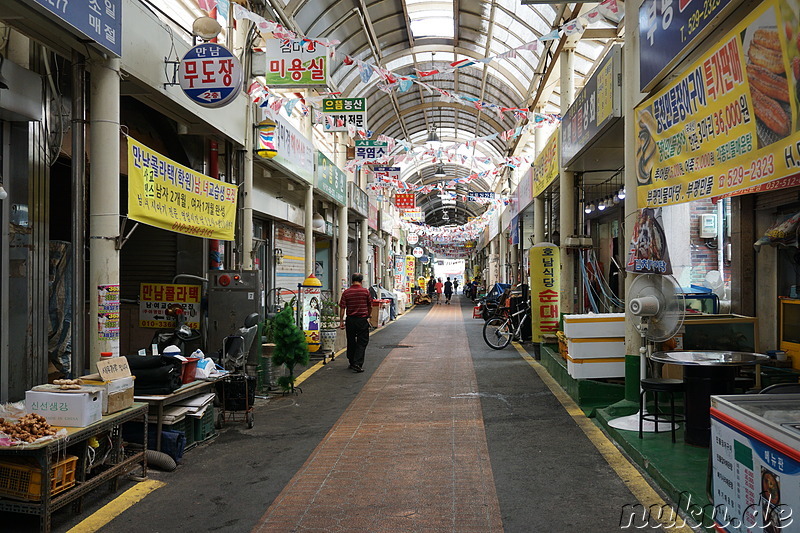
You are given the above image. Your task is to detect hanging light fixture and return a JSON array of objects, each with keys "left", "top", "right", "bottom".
[
  {"left": 584, "top": 203, "right": 592, "bottom": 214},
  {"left": 434, "top": 164, "right": 446, "bottom": 177},
  {"left": 426, "top": 127, "right": 441, "bottom": 143},
  {"left": 618, "top": 187, "right": 626, "bottom": 200}
]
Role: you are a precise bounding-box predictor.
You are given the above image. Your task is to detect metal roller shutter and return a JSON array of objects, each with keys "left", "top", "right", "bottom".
[{"left": 120, "top": 224, "right": 178, "bottom": 301}]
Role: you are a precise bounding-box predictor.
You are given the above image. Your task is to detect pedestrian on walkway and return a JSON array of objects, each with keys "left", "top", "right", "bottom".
[
  {"left": 453, "top": 279, "right": 459, "bottom": 295},
  {"left": 444, "top": 277, "right": 453, "bottom": 304},
  {"left": 435, "top": 278, "right": 444, "bottom": 304},
  {"left": 339, "top": 273, "right": 373, "bottom": 373},
  {"left": 427, "top": 275, "right": 435, "bottom": 299}
]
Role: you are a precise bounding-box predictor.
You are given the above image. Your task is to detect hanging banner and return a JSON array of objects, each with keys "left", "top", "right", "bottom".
[
  {"left": 405, "top": 255, "right": 415, "bottom": 301},
  {"left": 321, "top": 97, "right": 367, "bottom": 132},
  {"left": 139, "top": 283, "right": 201, "bottom": 329},
  {"left": 127, "top": 137, "right": 237, "bottom": 240},
  {"left": 394, "top": 255, "right": 405, "bottom": 291},
  {"left": 355, "top": 140, "right": 388, "bottom": 160},
  {"left": 395, "top": 193, "right": 416, "bottom": 209},
  {"left": 530, "top": 244, "right": 560, "bottom": 343},
  {"left": 263, "top": 38, "right": 327, "bottom": 86},
  {"left": 637, "top": 0, "right": 800, "bottom": 208},
  {"left": 532, "top": 131, "right": 560, "bottom": 198},
  {"left": 626, "top": 208, "right": 673, "bottom": 274}
]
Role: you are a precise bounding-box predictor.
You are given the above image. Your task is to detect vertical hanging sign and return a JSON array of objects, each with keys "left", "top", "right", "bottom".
[
  {"left": 530, "top": 244, "right": 560, "bottom": 343},
  {"left": 394, "top": 255, "right": 405, "bottom": 293},
  {"left": 405, "top": 255, "right": 415, "bottom": 302}
]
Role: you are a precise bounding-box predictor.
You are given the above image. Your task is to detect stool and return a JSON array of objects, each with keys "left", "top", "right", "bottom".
[
  {"left": 734, "top": 375, "right": 756, "bottom": 393},
  {"left": 639, "top": 378, "right": 684, "bottom": 443}
]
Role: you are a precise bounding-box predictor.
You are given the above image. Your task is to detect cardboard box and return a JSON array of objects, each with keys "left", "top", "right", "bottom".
[
  {"left": 25, "top": 390, "right": 102, "bottom": 427},
  {"left": 566, "top": 337, "right": 625, "bottom": 358},
  {"left": 566, "top": 356, "right": 625, "bottom": 379},
  {"left": 81, "top": 374, "right": 135, "bottom": 415},
  {"left": 563, "top": 313, "right": 625, "bottom": 339}
]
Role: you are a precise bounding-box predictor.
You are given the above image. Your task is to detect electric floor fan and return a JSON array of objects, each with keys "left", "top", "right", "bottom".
[{"left": 609, "top": 274, "right": 685, "bottom": 432}]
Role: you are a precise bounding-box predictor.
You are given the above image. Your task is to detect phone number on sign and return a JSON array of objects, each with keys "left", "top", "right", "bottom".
[{"left": 717, "top": 155, "right": 775, "bottom": 190}]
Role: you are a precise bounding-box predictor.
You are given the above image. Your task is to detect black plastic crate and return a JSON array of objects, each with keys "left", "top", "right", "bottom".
[{"left": 216, "top": 374, "right": 255, "bottom": 411}]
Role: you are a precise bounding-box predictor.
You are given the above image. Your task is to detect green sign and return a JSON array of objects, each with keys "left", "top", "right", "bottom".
[
  {"left": 315, "top": 152, "right": 346, "bottom": 206},
  {"left": 354, "top": 140, "right": 388, "bottom": 160}
]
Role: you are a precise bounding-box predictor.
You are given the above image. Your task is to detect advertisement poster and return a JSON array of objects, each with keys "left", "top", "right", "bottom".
[
  {"left": 532, "top": 131, "right": 560, "bottom": 198},
  {"left": 711, "top": 417, "right": 800, "bottom": 532},
  {"left": 263, "top": 38, "right": 327, "bottom": 86},
  {"left": 321, "top": 97, "right": 367, "bottom": 132},
  {"left": 626, "top": 208, "right": 673, "bottom": 274},
  {"left": 301, "top": 283, "right": 321, "bottom": 353},
  {"left": 98, "top": 284, "right": 120, "bottom": 343},
  {"left": 127, "top": 137, "right": 237, "bottom": 240},
  {"left": 529, "top": 244, "right": 560, "bottom": 343},
  {"left": 139, "top": 283, "right": 201, "bottom": 329},
  {"left": 636, "top": 0, "right": 800, "bottom": 208}
]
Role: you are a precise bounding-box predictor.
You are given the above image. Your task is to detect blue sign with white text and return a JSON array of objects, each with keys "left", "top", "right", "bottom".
[
  {"left": 639, "top": 0, "right": 732, "bottom": 91},
  {"left": 32, "top": 0, "right": 121, "bottom": 57}
]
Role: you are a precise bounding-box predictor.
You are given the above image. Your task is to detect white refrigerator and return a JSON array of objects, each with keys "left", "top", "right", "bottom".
[{"left": 710, "top": 394, "right": 800, "bottom": 533}]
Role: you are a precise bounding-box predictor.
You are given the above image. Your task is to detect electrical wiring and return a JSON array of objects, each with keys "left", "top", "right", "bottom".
[{"left": 588, "top": 250, "right": 625, "bottom": 310}]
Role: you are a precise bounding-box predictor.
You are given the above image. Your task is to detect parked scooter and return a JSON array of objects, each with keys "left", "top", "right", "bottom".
[{"left": 151, "top": 304, "right": 202, "bottom": 355}]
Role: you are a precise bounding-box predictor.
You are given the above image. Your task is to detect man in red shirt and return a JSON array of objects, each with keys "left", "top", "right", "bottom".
[{"left": 339, "top": 273, "right": 373, "bottom": 373}]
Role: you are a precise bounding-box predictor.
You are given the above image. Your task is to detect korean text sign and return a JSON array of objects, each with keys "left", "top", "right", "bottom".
[
  {"left": 636, "top": 0, "right": 800, "bottom": 208},
  {"left": 127, "top": 137, "right": 237, "bottom": 240},
  {"left": 530, "top": 244, "right": 560, "bottom": 343},
  {"left": 532, "top": 131, "right": 560, "bottom": 198},
  {"left": 264, "top": 38, "right": 328, "bottom": 86},
  {"left": 179, "top": 43, "right": 243, "bottom": 108},
  {"left": 322, "top": 98, "right": 367, "bottom": 132},
  {"left": 315, "top": 152, "right": 347, "bottom": 206},
  {"left": 139, "top": 283, "right": 202, "bottom": 329},
  {"left": 33, "top": 0, "right": 121, "bottom": 57},
  {"left": 405, "top": 256, "right": 415, "bottom": 299},
  {"left": 355, "top": 140, "right": 388, "bottom": 160},
  {"left": 395, "top": 193, "right": 416, "bottom": 210}
]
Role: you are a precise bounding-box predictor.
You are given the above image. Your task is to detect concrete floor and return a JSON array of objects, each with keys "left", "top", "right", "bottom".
[{"left": 15, "top": 295, "right": 669, "bottom": 532}]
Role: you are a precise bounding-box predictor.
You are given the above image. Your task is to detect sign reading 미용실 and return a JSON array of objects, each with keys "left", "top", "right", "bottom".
[
  {"left": 127, "top": 137, "right": 237, "bottom": 240},
  {"left": 636, "top": 0, "right": 800, "bottom": 208},
  {"left": 530, "top": 244, "right": 560, "bottom": 343},
  {"left": 263, "top": 38, "right": 327, "bottom": 86},
  {"left": 179, "top": 43, "right": 243, "bottom": 108},
  {"left": 139, "top": 283, "right": 201, "bottom": 329},
  {"left": 322, "top": 98, "right": 367, "bottom": 132}
]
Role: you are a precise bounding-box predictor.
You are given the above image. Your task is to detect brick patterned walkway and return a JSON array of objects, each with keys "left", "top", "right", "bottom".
[{"left": 253, "top": 303, "right": 503, "bottom": 532}]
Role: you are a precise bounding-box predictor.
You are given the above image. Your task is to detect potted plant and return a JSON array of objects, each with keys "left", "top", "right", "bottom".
[
  {"left": 270, "top": 304, "right": 309, "bottom": 394},
  {"left": 319, "top": 297, "right": 340, "bottom": 352}
]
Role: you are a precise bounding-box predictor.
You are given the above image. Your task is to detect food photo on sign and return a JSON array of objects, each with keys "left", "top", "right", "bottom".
[{"left": 626, "top": 207, "right": 672, "bottom": 275}]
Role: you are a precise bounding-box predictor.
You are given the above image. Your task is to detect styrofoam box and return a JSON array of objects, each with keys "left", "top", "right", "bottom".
[
  {"left": 26, "top": 390, "right": 102, "bottom": 427},
  {"left": 566, "top": 337, "right": 625, "bottom": 359},
  {"left": 80, "top": 374, "right": 135, "bottom": 415},
  {"left": 563, "top": 313, "right": 625, "bottom": 339},
  {"left": 567, "top": 358, "right": 625, "bottom": 379}
]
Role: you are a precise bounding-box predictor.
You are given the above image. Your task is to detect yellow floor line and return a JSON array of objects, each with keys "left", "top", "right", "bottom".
[
  {"left": 512, "top": 342, "right": 694, "bottom": 533},
  {"left": 67, "top": 479, "right": 165, "bottom": 533}
]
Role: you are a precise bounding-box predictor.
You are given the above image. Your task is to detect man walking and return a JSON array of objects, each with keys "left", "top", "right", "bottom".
[
  {"left": 444, "top": 277, "right": 453, "bottom": 304},
  {"left": 339, "top": 273, "right": 373, "bottom": 373}
]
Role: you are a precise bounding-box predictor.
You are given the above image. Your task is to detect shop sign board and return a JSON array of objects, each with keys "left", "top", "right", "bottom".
[
  {"left": 395, "top": 193, "right": 416, "bottom": 210},
  {"left": 355, "top": 140, "right": 388, "bottom": 160},
  {"left": 561, "top": 46, "right": 622, "bottom": 167},
  {"left": 401, "top": 209, "right": 424, "bottom": 222},
  {"left": 405, "top": 255, "right": 415, "bottom": 300},
  {"left": 511, "top": 216, "right": 520, "bottom": 246},
  {"left": 28, "top": 0, "right": 121, "bottom": 57},
  {"left": 639, "top": 0, "right": 736, "bottom": 92},
  {"left": 407, "top": 232, "right": 419, "bottom": 245},
  {"left": 139, "top": 283, "right": 201, "bottom": 329},
  {"left": 348, "top": 182, "right": 369, "bottom": 217},
  {"left": 368, "top": 200, "right": 379, "bottom": 230},
  {"left": 532, "top": 131, "right": 560, "bottom": 198},
  {"left": 127, "top": 137, "right": 237, "bottom": 240},
  {"left": 372, "top": 166, "right": 401, "bottom": 186},
  {"left": 636, "top": 0, "right": 800, "bottom": 208},
  {"left": 394, "top": 255, "right": 405, "bottom": 291},
  {"left": 315, "top": 151, "right": 346, "bottom": 206},
  {"left": 468, "top": 191, "right": 496, "bottom": 202},
  {"left": 412, "top": 246, "right": 424, "bottom": 258},
  {"left": 321, "top": 98, "right": 367, "bottom": 132},
  {"left": 530, "top": 244, "right": 560, "bottom": 343},
  {"left": 263, "top": 113, "right": 314, "bottom": 184},
  {"left": 263, "top": 38, "right": 327, "bottom": 86},
  {"left": 516, "top": 168, "right": 533, "bottom": 212},
  {"left": 179, "top": 43, "right": 243, "bottom": 109}
]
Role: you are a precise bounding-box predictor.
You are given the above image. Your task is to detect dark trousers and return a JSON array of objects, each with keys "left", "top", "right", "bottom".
[{"left": 345, "top": 316, "right": 370, "bottom": 367}]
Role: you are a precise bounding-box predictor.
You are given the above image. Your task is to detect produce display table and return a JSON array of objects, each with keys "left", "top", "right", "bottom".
[
  {"left": 134, "top": 379, "right": 216, "bottom": 451},
  {"left": 0, "top": 403, "right": 148, "bottom": 532}
]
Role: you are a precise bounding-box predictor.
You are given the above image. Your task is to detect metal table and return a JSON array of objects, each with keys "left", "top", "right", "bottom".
[
  {"left": 0, "top": 403, "right": 148, "bottom": 532},
  {"left": 134, "top": 379, "right": 216, "bottom": 451},
  {"left": 650, "top": 351, "right": 768, "bottom": 447}
]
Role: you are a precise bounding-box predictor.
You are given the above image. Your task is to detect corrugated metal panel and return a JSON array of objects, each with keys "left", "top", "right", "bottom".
[
  {"left": 756, "top": 187, "right": 800, "bottom": 211},
  {"left": 120, "top": 224, "right": 177, "bottom": 301}
]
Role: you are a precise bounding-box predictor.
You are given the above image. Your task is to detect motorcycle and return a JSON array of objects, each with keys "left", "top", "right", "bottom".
[
  {"left": 475, "top": 283, "right": 511, "bottom": 320},
  {"left": 151, "top": 304, "right": 202, "bottom": 355}
]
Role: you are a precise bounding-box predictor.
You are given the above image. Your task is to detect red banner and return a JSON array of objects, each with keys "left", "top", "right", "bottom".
[{"left": 395, "top": 193, "right": 416, "bottom": 209}]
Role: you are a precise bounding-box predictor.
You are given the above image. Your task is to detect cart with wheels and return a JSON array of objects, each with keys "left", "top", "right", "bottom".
[{"left": 214, "top": 313, "right": 259, "bottom": 429}]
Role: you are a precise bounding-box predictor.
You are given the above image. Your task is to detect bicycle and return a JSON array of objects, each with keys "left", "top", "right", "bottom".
[{"left": 482, "top": 302, "right": 531, "bottom": 350}]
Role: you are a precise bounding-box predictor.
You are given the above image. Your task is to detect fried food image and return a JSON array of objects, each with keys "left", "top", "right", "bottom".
[
  {"left": 746, "top": 25, "right": 790, "bottom": 144},
  {"left": 636, "top": 108, "right": 657, "bottom": 185},
  {"left": 747, "top": 64, "right": 790, "bottom": 102}
]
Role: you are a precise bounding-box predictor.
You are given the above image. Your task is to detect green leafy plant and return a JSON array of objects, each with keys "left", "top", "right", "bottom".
[{"left": 271, "top": 304, "right": 309, "bottom": 393}]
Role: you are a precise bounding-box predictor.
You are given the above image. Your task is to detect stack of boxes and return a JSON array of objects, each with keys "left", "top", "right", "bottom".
[{"left": 563, "top": 313, "right": 626, "bottom": 379}]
